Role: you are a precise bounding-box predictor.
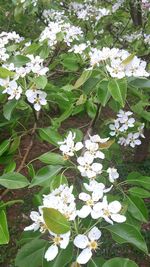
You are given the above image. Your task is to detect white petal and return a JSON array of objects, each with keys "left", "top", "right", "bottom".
[
  {"left": 30, "top": 211, "right": 40, "bottom": 222},
  {"left": 95, "top": 151, "right": 105, "bottom": 159},
  {"left": 111, "top": 214, "right": 126, "bottom": 223},
  {"left": 60, "top": 237, "right": 69, "bottom": 249},
  {"left": 73, "top": 234, "right": 88, "bottom": 249},
  {"left": 75, "top": 142, "right": 84, "bottom": 151},
  {"left": 79, "top": 192, "right": 91, "bottom": 201},
  {"left": 88, "top": 227, "right": 101, "bottom": 241},
  {"left": 77, "top": 248, "right": 92, "bottom": 264},
  {"left": 44, "top": 244, "right": 58, "bottom": 261},
  {"left": 77, "top": 205, "right": 91, "bottom": 218},
  {"left": 92, "top": 163, "right": 102, "bottom": 173},
  {"left": 24, "top": 222, "right": 39, "bottom": 231},
  {"left": 34, "top": 103, "right": 41, "bottom": 111},
  {"left": 108, "top": 201, "right": 122, "bottom": 214}
]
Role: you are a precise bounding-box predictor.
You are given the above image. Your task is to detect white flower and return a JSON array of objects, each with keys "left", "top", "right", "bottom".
[
  {"left": 117, "top": 110, "right": 133, "bottom": 123},
  {"left": 126, "top": 133, "right": 141, "bottom": 148},
  {"left": 2, "top": 80, "right": 22, "bottom": 100},
  {"left": 27, "top": 90, "right": 47, "bottom": 111},
  {"left": 77, "top": 154, "right": 102, "bottom": 179},
  {"left": 118, "top": 137, "right": 127, "bottom": 146},
  {"left": 77, "top": 181, "right": 112, "bottom": 219},
  {"left": 107, "top": 167, "right": 119, "bottom": 183},
  {"left": 92, "top": 196, "right": 126, "bottom": 223},
  {"left": 45, "top": 231, "right": 70, "bottom": 261},
  {"left": 89, "top": 134, "right": 109, "bottom": 144},
  {"left": 58, "top": 131, "right": 83, "bottom": 157},
  {"left": 74, "top": 227, "right": 101, "bottom": 264},
  {"left": 24, "top": 210, "right": 44, "bottom": 232},
  {"left": 119, "top": 117, "right": 135, "bottom": 132},
  {"left": 138, "top": 124, "right": 145, "bottom": 138},
  {"left": 69, "top": 43, "right": 87, "bottom": 54},
  {"left": 109, "top": 120, "right": 120, "bottom": 136},
  {"left": 84, "top": 139, "right": 105, "bottom": 161}
]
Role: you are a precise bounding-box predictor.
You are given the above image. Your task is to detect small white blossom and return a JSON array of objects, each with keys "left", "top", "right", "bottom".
[
  {"left": 77, "top": 154, "right": 102, "bottom": 179},
  {"left": 92, "top": 196, "right": 126, "bottom": 223},
  {"left": 26, "top": 90, "right": 47, "bottom": 111},
  {"left": 107, "top": 167, "right": 119, "bottom": 183},
  {"left": 126, "top": 133, "right": 141, "bottom": 148},
  {"left": 45, "top": 231, "right": 70, "bottom": 261},
  {"left": 74, "top": 227, "right": 101, "bottom": 264},
  {"left": 24, "top": 210, "right": 45, "bottom": 232},
  {"left": 58, "top": 131, "right": 83, "bottom": 157}
]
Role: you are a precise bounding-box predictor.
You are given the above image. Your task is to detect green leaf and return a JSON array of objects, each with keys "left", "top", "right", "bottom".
[
  {"left": 14, "top": 5, "right": 24, "bottom": 22},
  {"left": 105, "top": 223, "right": 148, "bottom": 254},
  {"left": 38, "top": 152, "right": 67, "bottom": 166},
  {"left": 74, "top": 70, "right": 92, "bottom": 89},
  {"left": 24, "top": 43, "right": 41, "bottom": 54},
  {"left": 0, "top": 172, "right": 29, "bottom": 189},
  {"left": 102, "top": 257, "right": 138, "bottom": 267},
  {"left": 130, "top": 78, "right": 150, "bottom": 88},
  {"left": 128, "top": 187, "right": 150, "bottom": 198},
  {"left": 8, "top": 55, "right": 30, "bottom": 67},
  {"left": 108, "top": 79, "right": 127, "bottom": 107},
  {"left": 61, "top": 54, "right": 79, "bottom": 71},
  {"left": 50, "top": 174, "right": 68, "bottom": 190},
  {"left": 122, "top": 53, "right": 135, "bottom": 66},
  {"left": 88, "top": 257, "right": 106, "bottom": 267},
  {"left": 33, "top": 76, "right": 47, "bottom": 89},
  {"left": 30, "top": 165, "right": 62, "bottom": 187},
  {"left": 4, "top": 161, "right": 16, "bottom": 173},
  {"left": 97, "top": 80, "right": 111, "bottom": 107},
  {"left": 3, "top": 99, "right": 17, "bottom": 120},
  {"left": 8, "top": 136, "right": 20, "bottom": 154},
  {"left": 0, "top": 67, "right": 15, "bottom": 78},
  {"left": 127, "top": 172, "right": 150, "bottom": 190},
  {"left": 0, "top": 210, "right": 9, "bottom": 245},
  {"left": 39, "top": 127, "right": 62, "bottom": 146},
  {"left": 42, "top": 243, "right": 73, "bottom": 267},
  {"left": 15, "top": 238, "right": 47, "bottom": 267},
  {"left": 0, "top": 139, "right": 10, "bottom": 156},
  {"left": 43, "top": 207, "right": 70, "bottom": 234},
  {"left": 127, "top": 195, "right": 148, "bottom": 222}
]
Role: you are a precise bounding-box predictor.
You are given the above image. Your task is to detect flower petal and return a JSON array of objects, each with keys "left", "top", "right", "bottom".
[
  {"left": 108, "top": 201, "right": 122, "bottom": 213},
  {"left": 88, "top": 226, "right": 101, "bottom": 241},
  {"left": 77, "top": 247, "right": 92, "bottom": 264},
  {"left": 111, "top": 214, "right": 126, "bottom": 223},
  {"left": 44, "top": 244, "right": 58, "bottom": 261},
  {"left": 77, "top": 205, "right": 91, "bottom": 218},
  {"left": 73, "top": 234, "right": 88, "bottom": 249}
]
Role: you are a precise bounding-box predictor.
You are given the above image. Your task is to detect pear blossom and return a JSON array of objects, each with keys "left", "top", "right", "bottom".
[
  {"left": 74, "top": 227, "right": 101, "bottom": 264},
  {"left": 77, "top": 181, "right": 112, "bottom": 219},
  {"left": 84, "top": 139, "right": 105, "bottom": 161},
  {"left": 138, "top": 124, "right": 145, "bottom": 138},
  {"left": 126, "top": 133, "right": 141, "bottom": 148},
  {"left": 58, "top": 131, "right": 83, "bottom": 157},
  {"left": 26, "top": 90, "right": 47, "bottom": 111},
  {"left": 92, "top": 196, "right": 126, "bottom": 223},
  {"left": 2, "top": 80, "right": 22, "bottom": 100},
  {"left": 107, "top": 167, "right": 119, "bottom": 183},
  {"left": 24, "top": 210, "right": 45, "bottom": 232},
  {"left": 109, "top": 120, "right": 120, "bottom": 136},
  {"left": 119, "top": 117, "right": 135, "bottom": 132},
  {"left": 89, "top": 134, "right": 109, "bottom": 144},
  {"left": 77, "top": 154, "right": 103, "bottom": 179},
  {"left": 45, "top": 231, "right": 70, "bottom": 261}
]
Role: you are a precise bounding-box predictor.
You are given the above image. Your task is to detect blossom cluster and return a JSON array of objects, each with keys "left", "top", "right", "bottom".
[
  {"left": 109, "top": 110, "right": 145, "bottom": 148},
  {"left": 24, "top": 132, "right": 126, "bottom": 264},
  {"left": 0, "top": 31, "right": 24, "bottom": 62},
  {"left": 39, "top": 21, "right": 83, "bottom": 48},
  {"left": 89, "top": 47, "right": 149, "bottom": 78},
  {"left": 69, "top": 1, "right": 110, "bottom": 24}
]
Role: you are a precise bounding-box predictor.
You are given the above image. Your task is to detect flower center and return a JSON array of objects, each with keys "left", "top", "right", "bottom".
[
  {"left": 89, "top": 241, "right": 98, "bottom": 250},
  {"left": 103, "top": 209, "right": 110, "bottom": 216},
  {"left": 53, "top": 236, "right": 62, "bottom": 245},
  {"left": 86, "top": 199, "right": 94, "bottom": 206}
]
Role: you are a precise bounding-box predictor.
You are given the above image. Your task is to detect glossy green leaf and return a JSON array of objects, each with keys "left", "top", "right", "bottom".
[
  {"left": 0, "top": 210, "right": 9, "bottom": 244},
  {"left": 88, "top": 257, "right": 106, "bottom": 267},
  {"left": 30, "top": 165, "right": 62, "bottom": 187},
  {"left": 102, "top": 257, "right": 138, "bottom": 267},
  {"left": 3, "top": 99, "right": 17, "bottom": 120},
  {"left": 33, "top": 76, "right": 47, "bottom": 89},
  {"left": 74, "top": 70, "right": 92, "bottom": 89},
  {"left": 39, "top": 127, "right": 62, "bottom": 146},
  {"left": 108, "top": 79, "right": 127, "bottom": 107},
  {"left": 0, "top": 67, "right": 14, "bottom": 78},
  {"left": 50, "top": 174, "right": 68, "bottom": 190},
  {"left": 105, "top": 223, "right": 148, "bottom": 254},
  {"left": 127, "top": 195, "right": 148, "bottom": 222},
  {"left": 0, "top": 139, "right": 10, "bottom": 156},
  {"left": 15, "top": 238, "right": 47, "bottom": 267},
  {"left": 128, "top": 187, "right": 150, "bottom": 198},
  {"left": 8, "top": 55, "right": 30, "bottom": 67},
  {"left": 97, "top": 80, "right": 111, "bottom": 107},
  {"left": 43, "top": 207, "right": 70, "bottom": 234},
  {"left": 127, "top": 172, "right": 150, "bottom": 190},
  {"left": 38, "top": 152, "right": 67, "bottom": 165},
  {"left": 0, "top": 172, "right": 29, "bottom": 189}
]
